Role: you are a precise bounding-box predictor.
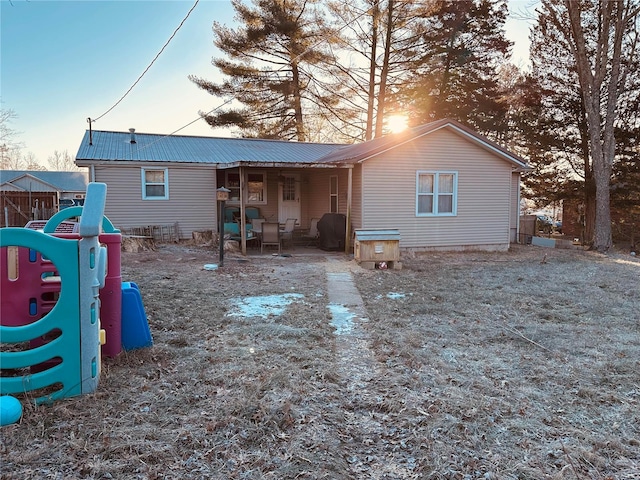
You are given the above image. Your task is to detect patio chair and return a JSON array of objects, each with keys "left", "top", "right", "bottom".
[
  {"left": 280, "top": 218, "right": 296, "bottom": 246},
  {"left": 245, "top": 207, "right": 261, "bottom": 221},
  {"left": 250, "top": 218, "right": 265, "bottom": 248},
  {"left": 301, "top": 218, "right": 320, "bottom": 246},
  {"left": 224, "top": 206, "right": 239, "bottom": 223},
  {"left": 261, "top": 222, "right": 281, "bottom": 254},
  {"left": 250, "top": 218, "right": 265, "bottom": 234},
  {"left": 224, "top": 221, "right": 257, "bottom": 247}
]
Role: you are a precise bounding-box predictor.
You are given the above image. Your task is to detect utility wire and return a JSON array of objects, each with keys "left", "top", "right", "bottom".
[{"left": 92, "top": 0, "right": 200, "bottom": 123}]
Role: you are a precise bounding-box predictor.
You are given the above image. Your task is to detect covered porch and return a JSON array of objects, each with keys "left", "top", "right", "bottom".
[{"left": 215, "top": 163, "right": 359, "bottom": 256}]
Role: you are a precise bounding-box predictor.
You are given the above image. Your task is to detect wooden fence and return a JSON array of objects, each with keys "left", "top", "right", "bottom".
[{"left": 1, "top": 192, "right": 58, "bottom": 227}]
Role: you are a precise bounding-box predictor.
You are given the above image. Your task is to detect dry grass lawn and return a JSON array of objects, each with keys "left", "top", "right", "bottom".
[{"left": 1, "top": 243, "right": 639, "bottom": 479}]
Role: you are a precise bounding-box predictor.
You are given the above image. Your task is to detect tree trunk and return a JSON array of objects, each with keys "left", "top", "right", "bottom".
[
  {"left": 365, "top": 0, "right": 380, "bottom": 141},
  {"left": 583, "top": 176, "right": 596, "bottom": 245},
  {"left": 291, "top": 61, "right": 306, "bottom": 142},
  {"left": 374, "top": 0, "right": 394, "bottom": 138},
  {"left": 564, "top": 0, "right": 631, "bottom": 252}
]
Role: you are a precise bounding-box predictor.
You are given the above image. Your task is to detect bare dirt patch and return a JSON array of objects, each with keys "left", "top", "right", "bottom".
[{"left": 1, "top": 244, "right": 638, "bottom": 479}]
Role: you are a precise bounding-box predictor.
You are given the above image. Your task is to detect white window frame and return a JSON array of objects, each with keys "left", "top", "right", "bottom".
[
  {"left": 329, "top": 175, "right": 338, "bottom": 213},
  {"left": 141, "top": 168, "right": 169, "bottom": 200},
  {"left": 224, "top": 170, "right": 267, "bottom": 205},
  {"left": 416, "top": 171, "right": 458, "bottom": 216}
]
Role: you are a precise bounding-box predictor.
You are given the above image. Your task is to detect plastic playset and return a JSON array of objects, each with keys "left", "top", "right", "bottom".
[{"left": 0, "top": 182, "right": 152, "bottom": 419}]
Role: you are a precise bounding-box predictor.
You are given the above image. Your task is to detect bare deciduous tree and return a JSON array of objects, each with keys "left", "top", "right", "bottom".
[
  {"left": 48, "top": 149, "right": 80, "bottom": 171},
  {"left": 0, "top": 106, "right": 26, "bottom": 169},
  {"left": 557, "top": 0, "right": 640, "bottom": 251}
]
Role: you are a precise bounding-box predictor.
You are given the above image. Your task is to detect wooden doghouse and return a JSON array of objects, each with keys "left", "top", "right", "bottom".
[{"left": 354, "top": 229, "right": 401, "bottom": 270}]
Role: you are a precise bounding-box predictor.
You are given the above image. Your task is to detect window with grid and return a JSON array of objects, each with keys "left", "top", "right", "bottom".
[
  {"left": 416, "top": 171, "right": 457, "bottom": 216},
  {"left": 141, "top": 168, "right": 168, "bottom": 200},
  {"left": 282, "top": 176, "right": 296, "bottom": 201}
]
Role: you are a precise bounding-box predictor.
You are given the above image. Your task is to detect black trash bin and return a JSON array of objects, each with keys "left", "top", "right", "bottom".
[{"left": 317, "top": 213, "right": 346, "bottom": 251}]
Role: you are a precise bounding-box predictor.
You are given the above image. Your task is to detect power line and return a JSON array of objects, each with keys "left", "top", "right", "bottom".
[
  {"left": 92, "top": 0, "right": 200, "bottom": 123},
  {"left": 131, "top": 3, "right": 375, "bottom": 153}
]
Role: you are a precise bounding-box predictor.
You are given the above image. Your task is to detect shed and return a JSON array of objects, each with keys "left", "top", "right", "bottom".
[
  {"left": 0, "top": 171, "right": 88, "bottom": 227},
  {"left": 354, "top": 229, "right": 401, "bottom": 270}
]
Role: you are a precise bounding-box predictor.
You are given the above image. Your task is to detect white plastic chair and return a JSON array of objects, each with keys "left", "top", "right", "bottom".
[
  {"left": 301, "top": 218, "right": 319, "bottom": 246},
  {"left": 280, "top": 218, "right": 296, "bottom": 246}
]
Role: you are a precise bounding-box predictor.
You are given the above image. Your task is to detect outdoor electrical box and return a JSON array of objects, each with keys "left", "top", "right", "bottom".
[{"left": 354, "top": 229, "right": 401, "bottom": 270}]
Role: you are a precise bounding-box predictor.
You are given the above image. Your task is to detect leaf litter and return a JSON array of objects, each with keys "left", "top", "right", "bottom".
[{"left": 1, "top": 243, "right": 638, "bottom": 479}]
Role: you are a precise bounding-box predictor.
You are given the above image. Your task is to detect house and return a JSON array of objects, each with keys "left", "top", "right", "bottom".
[
  {"left": 0, "top": 170, "right": 88, "bottom": 227},
  {"left": 75, "top": 119, "right": 530, "bottom": 252}
]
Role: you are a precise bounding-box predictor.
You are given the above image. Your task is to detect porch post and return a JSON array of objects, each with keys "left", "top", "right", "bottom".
[
  {"left": 239, "top": 165, "right": 247, "bottom": 255},
  {"left": 345, "top": 165, "right": 353, "bottom": 254}
]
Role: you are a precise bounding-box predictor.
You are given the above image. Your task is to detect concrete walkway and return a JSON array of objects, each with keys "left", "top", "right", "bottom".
[{"left": 324, "top": 258, "right": 414, "bottom": 476}]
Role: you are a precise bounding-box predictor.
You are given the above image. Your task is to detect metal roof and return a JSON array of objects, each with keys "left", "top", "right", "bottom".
[
  {"left": 315, "top": 119, "right": 531, "bottom": 170},
  {"left": 0, "top": 170, "right": 88, "bottom": 192},
  {"left": 74, "top": 119, "right": 531, "bottom": 171},
  {"left": 75, "top": 130, "right": 345, "bottom": 165}
]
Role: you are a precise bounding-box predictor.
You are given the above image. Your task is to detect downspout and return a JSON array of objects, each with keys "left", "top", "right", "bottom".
[
  {"left": 515, "top": 171, "right": 522, "bottom": 244},
  {"left": 345, "top": 165, "right": 353, "bottom": 254}
]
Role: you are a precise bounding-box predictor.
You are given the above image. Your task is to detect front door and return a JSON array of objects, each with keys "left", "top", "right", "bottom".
[{"left": 278, "top": 173, "right": 300, "bottom": 224}]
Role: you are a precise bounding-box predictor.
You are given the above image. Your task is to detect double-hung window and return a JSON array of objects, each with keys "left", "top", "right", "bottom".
[
  {"left": 141, "top": 168, "right": 169, "bottom": 200},
  {"left": 416, "top": 171, "right": 457, "bottom": 216}
]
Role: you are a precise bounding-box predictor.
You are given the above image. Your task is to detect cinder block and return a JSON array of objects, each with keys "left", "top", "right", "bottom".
[{"left": 358, "top": 261, "right": 376, "bottom": 270}]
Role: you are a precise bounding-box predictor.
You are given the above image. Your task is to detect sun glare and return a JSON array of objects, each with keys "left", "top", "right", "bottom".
[{"left": 387, "top": 114, "right": 409, "bottom": 134}]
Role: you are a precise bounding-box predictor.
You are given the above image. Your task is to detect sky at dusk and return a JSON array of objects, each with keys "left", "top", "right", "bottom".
[{"left": 1, "top": 0, "right": 537, "bottom": 167}]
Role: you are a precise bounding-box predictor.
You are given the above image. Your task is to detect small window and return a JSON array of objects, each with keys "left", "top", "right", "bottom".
[
  {"left": 282, "top": 176, "right": 296, "bottom": 202},
  {"left": 223, "top": 170, "right": 266, "bottom": 204},
  {"left": 330, "top": 175, "right": 338, "bottom": 213},
  {"left": 227, "top": 172, "right": 241, "bottom": 201},
  {"left": 247, "top": 173, "right": 266, "bottom": 202},
  {"left": 416, "top": 171, "right": 457, "bottom": 216},
  {"left": 142, "top": 168, "right": 168, "bottom": 200}
]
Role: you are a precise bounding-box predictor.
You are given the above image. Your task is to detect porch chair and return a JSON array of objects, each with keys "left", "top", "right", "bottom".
[
  {"left": 280, "top": 218, "right": 297, "bottom": 246},
  {"left": 250, "top": 218, "right": 265, "bottom": 234},
  {"left": 224, "top": 206, "right": 240, "bottom": 223},
  {"left": 301, "top": 218, "right": 320, "bottom": 246},
  {"left": 250, "top": 218, "right": 265, "bottom": 248},
  {"left": 245, "top": 207, "right": 261, "bottom": 221},
  {"left": 224, "top": 222, "right": 258, "bottom": 247},
  {"left": 260, "top": 222, "right": 281, "bottom": 254}
]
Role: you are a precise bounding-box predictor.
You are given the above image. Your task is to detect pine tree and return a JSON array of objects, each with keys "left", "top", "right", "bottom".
[
  {"left": 190, "top": 0, "right": 336, "bottom": 141},
  {"left": 400, "top": 0, "right": 512, "bottom": 137}
]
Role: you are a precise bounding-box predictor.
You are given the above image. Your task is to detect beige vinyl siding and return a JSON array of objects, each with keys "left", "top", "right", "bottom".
[
  {"left": 302, "top": 168, "right": 354, "bottom": 224},
  {"left": 93, "top": 164, "right": 217, "bottom": 239},
  {"left": 361, "top": 128, "right": 513, "bottom": 251},
  {"left": 350, "top": 164, "right": 363, "bottom": 230},
  {"left": 304, "top": 169, "right": 333, "bottom": 222}
]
